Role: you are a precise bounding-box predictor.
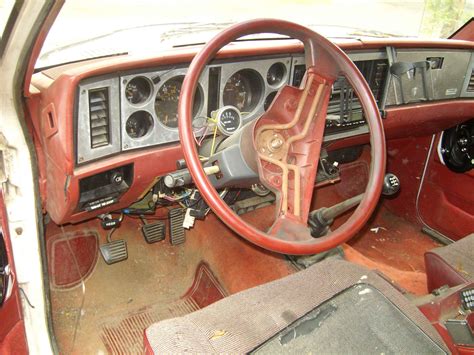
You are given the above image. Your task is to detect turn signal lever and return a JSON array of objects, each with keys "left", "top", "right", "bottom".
[{"left": 308, "top": 173, "right": 400, "bottom": 237}]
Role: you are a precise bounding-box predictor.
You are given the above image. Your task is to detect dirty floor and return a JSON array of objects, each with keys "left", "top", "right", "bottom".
[{"left": 47, "top": 208, "right": 293, "bottom": 354}]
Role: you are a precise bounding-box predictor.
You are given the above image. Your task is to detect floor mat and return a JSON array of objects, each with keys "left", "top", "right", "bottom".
[
  {"left": 100, "top": 262, "right": 226, "bottom": 354},
  {"left": 47, "top": 229, "right": 99, "bottom": 289}
]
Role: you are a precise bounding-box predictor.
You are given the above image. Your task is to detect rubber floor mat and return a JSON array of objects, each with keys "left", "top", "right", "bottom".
[{"left": 100, "top": 262, "right": 227, "bottom": 354}]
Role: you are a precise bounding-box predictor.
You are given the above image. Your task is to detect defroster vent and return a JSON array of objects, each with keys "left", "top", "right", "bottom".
[
  {"left": 467, "top": 70, "right": 474, "bottom": 92},
  {"left": 89, "top": 88, "right": 110, "bottom": 148}
]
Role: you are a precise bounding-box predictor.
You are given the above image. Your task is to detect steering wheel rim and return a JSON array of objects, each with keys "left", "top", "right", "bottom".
[{"left": 179, "top": 19, "right": 386, "bottom": 255}]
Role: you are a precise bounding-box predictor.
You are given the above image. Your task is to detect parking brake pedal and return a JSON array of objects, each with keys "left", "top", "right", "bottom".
[
  {"left": 100, "top": 228, "right": 128, "bottom": 265},
  {"left": 141, "top": 218, "right": 166, "bottom": 244},
  {"left": 169, "top": 208, "right": 186, "bottom": 245}
]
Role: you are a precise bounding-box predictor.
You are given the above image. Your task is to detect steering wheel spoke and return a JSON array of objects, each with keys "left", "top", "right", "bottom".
[{"left": 254, "top": 68, "right": 333, "bottom": 224}]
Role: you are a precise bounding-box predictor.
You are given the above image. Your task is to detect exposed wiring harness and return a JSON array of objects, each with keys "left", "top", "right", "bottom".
[
  {"left": 193, "top": 116, "right": 215, "bottom": 147},
  {"left": 192, "top": 115, "right": 220, "bottom": 158}
]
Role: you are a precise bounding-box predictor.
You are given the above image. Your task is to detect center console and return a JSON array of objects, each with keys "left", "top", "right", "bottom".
[{"left": 418, "top": 284, "right": 474, "bottom": 354}]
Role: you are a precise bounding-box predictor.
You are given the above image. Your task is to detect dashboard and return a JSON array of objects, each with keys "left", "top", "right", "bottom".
[
  {"left": 29, "top": 39, "right": 474, "bottom": 224},
  {"left": 75, "top": 48, "right": 474, "bottom": 164}
]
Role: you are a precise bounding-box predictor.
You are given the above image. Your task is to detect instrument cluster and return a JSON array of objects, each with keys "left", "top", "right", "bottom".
[{"left": 119, "top": 57, "right": 292, "bottom": 153}]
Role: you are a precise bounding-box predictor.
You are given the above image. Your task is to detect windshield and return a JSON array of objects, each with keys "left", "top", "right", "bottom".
[{"left": 37, "top": 0, "right": 474, "bottom": 68}]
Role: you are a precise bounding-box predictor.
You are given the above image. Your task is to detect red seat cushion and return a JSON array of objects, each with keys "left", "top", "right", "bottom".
[{"left": 425, "top": 234, "right": 474, "bottom": 292}]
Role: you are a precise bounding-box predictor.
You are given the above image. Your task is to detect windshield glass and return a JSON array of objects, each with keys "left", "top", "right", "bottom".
[{"left": 38, "top": 0, "right": 474, "bottom": 68}]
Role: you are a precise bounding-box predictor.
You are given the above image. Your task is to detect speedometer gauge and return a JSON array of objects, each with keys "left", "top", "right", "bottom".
[
  {"left": 155, "top": 75, "right": 203, "bottom": 128},
  {"left": 223, "top": 69, "right": 263, "bottom": 113}
]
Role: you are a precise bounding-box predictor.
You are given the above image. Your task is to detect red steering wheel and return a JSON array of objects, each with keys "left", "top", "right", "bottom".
[{"left": 178, "top": 19, "right": 386, "bottom": 255}]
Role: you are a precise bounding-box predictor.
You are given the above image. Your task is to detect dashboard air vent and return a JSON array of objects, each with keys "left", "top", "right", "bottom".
[
  {"left": 467, "top": 70, "right": 474, "bottom": 92},
  {"left": 88, "top": 88, "right": 110, "bottom": 148},
  {"left": 327, "top": 59, "right": 388, "bottom": 120}
]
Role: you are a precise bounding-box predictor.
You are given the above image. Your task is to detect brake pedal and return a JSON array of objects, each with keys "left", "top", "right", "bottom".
[
  {"left": 142, "top": 221, "right": 166, "bottom": 244},
  {"left": 169, "top": 208, "right": 186, "bottom": 245},
  {"left": 100, "top": 239, "right": 128, "bottom": 265}
]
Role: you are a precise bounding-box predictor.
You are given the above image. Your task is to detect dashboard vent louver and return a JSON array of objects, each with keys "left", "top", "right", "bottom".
[
  {"left": 467, "top": 70, "right": 474, "bottom": 92},
  {"left": 88, "top": 88, "right": 110, "bottom": 148},
  {"left": 327, "top": 59, "right": 388, "bottom": 120}
]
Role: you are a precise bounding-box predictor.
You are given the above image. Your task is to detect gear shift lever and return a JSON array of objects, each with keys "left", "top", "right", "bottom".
[
  {"left": 308, "top": 173, "right": 401, "bottom": 237},
  {"left": 382, "top": 173, "right": 400, "bottom": 196}
]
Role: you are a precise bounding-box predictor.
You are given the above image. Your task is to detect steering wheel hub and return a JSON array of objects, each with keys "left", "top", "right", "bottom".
[{"left": 257, "top": 130, "right": 286, "bottom": 158}]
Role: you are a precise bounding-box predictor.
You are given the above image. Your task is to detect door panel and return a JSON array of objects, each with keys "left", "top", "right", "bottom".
[
  {"left": 0, "top": 193, "right": 27, "bottom": 353},
  {"left": 418, "top": 134, "right": 474, "bottom": 240}
]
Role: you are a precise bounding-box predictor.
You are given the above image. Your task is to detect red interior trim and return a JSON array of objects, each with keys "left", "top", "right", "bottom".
[
  {"left": 26, "top": 30, "right": 474, "bottom": 225},
  {"left": 418, "top": 134, "right": 474, "bottom": 240},
  {"left": 30, "top": 90, "right": 474, "bottom": 225}
]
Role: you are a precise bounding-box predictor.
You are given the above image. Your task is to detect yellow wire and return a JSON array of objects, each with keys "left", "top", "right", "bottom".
[{"left": 209, "top": 125, "right": 218, "bottom": 157}]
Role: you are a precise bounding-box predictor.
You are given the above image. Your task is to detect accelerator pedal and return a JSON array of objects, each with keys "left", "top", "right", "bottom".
[
  {"left": 142, "top": 220, "right": 166, "bottom": 244},
  {"left": 169, "top": 208, "right": 186, "bottom": 245},
  {"left": 100, "top": 228, "right": 128, "bottom": 265}
]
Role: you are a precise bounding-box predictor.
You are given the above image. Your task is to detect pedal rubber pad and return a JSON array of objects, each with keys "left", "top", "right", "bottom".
[
  {"left": 142, "top": 221, "right": 165, "bottom": 244},
  {"left": 169, "top": 208, "right": 186, "bottom": 245},
  {"left": 100, "top": 240, "right": 128, "bottom": 265}
]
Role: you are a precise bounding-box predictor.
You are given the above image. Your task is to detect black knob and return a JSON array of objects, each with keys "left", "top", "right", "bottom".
[
  {"left": 382, "top": 173, "right": 400, "bottom": 196},
  {"left": 111, "top": 172, "right": 123, "bottom": 185}
]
